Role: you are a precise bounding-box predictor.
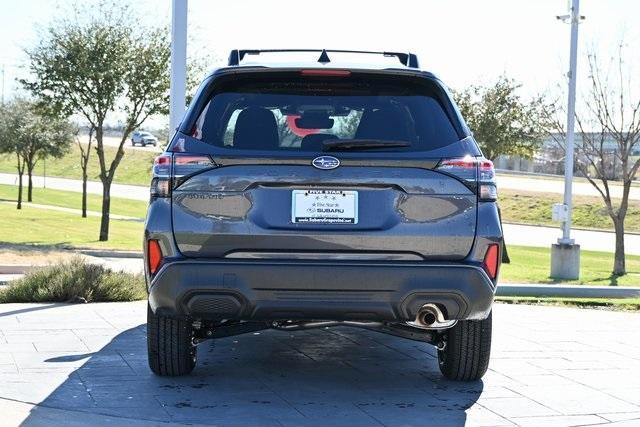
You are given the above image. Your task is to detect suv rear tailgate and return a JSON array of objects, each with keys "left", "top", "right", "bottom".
[{"left": 171, "top": 164, "right": 476, "bottom": 260}]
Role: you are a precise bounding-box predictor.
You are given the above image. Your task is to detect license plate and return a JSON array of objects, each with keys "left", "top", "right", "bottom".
[{"left": 292, "top": 190, "right": 358, "bottom": 224}]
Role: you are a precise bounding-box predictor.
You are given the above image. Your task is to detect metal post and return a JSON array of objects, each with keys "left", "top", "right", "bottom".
[
  {"left": 551, "top": 0, "right": 582, "bottom": 280},
  {"left": 169, "top": 0, "right": 188, "bottom": 137},
  {"left": 560, "top": 0, "right": 580, "bottom": 245}
]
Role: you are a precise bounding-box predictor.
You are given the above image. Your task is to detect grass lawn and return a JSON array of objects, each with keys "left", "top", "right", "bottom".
[
  {"left": 0, "top": 184, "right": 147, "bottom": 218},
  {"left": 501, "top": 245, "right": 640, "bottom": 286},
  {"left": 499, "top": 189, "right": 640, "bottom": 233},
  {"left": 0, "top": 144, "right": 157, "bottom": 186},
  {"left": 0, "top": 203, "right": 143, "bottom": 251}
]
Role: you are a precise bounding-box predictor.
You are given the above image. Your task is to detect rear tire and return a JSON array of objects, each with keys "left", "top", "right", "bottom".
[
  {"left": 147, "top": 304, "right": 196, "bottom": 376},
  {"left": 438, "top": 311, "right": 492, "bottom": 381}
]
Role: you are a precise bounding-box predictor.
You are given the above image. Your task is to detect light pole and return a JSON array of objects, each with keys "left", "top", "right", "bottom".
[
  {"left": 169, "top": 0, "right": 188, "bottom": 137},
  {"left": 551, "top": 0, "right": 583, "bottom": 280}
]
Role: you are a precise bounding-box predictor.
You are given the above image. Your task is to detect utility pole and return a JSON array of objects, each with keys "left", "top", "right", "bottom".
[
  {"left": 169, "top": 0, "right": 188, "bottom": 137},
  {"left": 551, "top": 0, "right": 583, "bottom": 280}
]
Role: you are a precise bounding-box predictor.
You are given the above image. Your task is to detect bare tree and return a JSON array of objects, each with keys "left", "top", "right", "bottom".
[{"left": 572, "top": 44, "right": 640, "bottom": 276}]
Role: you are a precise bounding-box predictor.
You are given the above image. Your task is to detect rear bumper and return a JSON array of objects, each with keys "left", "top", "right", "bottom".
[{"left": 148, "top": 259, "right": 496, "bottom": 322}]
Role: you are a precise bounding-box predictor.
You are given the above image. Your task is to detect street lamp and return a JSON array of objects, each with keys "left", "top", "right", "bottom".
[{"left": 551, "top": 0, "right": 584, "bottom": 280}]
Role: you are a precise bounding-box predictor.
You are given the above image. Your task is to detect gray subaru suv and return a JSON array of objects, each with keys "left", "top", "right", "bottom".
[{"left": 144, "top": 49, "right": 502, "bottom": 381}]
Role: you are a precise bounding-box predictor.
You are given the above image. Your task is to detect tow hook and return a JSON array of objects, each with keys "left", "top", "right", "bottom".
[{"left": 436, "top": 340, "right": 447, "bottom": 351}]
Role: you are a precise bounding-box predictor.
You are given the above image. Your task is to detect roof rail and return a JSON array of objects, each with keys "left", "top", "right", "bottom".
[{"left": 227, "top": 49, "right": 420, "bottom": 68}]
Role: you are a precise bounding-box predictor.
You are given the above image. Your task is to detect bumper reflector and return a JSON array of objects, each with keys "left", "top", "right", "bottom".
[
  {"left": 483, "top": 243, "right": 500, "bottom": 280},
  {"left": 148, "top": 239, "right": 163, "bottom": 274}
]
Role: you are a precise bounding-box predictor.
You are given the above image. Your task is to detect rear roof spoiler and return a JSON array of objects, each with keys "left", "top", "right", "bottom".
[{"left": 227, "top": 49, "right": 420, "bottom": 69}]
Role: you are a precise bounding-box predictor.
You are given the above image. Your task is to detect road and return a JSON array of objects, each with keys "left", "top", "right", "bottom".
[
  {"left": 1, "top": 301, "right": 639, "bottom": 425},
  {"left": 497, "top": 174, "right": 640, "bottom": 200},
  {"left": 2, "top": 172, "right": 639, "bottom": 254},
  {"left": 78, "top": 133, "right": 163, "bottom": 153}
]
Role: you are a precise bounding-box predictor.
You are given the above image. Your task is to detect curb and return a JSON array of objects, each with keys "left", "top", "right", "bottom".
[
  {"left": 0, "top": 265, "right": 32, "bottom": 274},
  {"left": 497, "top": 283, "right": 640, "bottom": 299},
  {"left": 70, "top": 249, "right": 143, "bottom": 258}
]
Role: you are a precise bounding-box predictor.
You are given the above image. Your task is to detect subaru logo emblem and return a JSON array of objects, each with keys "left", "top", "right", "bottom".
[{"left": 312, "top": 156, "right": 340, "bottom": 170}]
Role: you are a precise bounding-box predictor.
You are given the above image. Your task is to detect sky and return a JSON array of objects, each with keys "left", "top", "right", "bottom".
[{"left": 1, "top": 0, "right": 639, "bottom": 119}]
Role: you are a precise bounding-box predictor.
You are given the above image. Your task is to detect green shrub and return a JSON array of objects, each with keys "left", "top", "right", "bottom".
[{"left": 0, "top": 257, "right": 146, "bottom": 303}]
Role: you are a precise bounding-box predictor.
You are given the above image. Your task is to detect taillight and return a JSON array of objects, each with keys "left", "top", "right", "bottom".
[
  {"left": 152, "top": 154, "right": 171, "bottom": 175},
  {"left": 436, "top": 156, "right": 497, "bottom": 201},
  {"left": 478, "top": 159, "right": 497, "bottom": 201},
  {"left": 147, "top": 239, "right": 163, "bottom": 274},
  {"left": 173, "top": 155, "right": 214, "bottom": 166},
  {"left": 150, "top": 155, "right": 172, "bottom": 199},
  {"left": 482, "top": 243, "right": 500, "bottom": 280},
  {"left": 150, "top": 178, "right": 171, "bottom": 198},
  {"left": 172, "top": 153, "right": 215, "bottom": 178},
  {"left": 436, "top": 155, "right": 477, "bottom": 182},
  {"left": 150, "top": 153, "right": 215, "bottom": 199}
]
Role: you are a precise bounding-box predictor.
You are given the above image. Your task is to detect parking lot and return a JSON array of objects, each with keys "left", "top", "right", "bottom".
[{"left": 1, "top": 302, "right": 639, "bottom": 426}]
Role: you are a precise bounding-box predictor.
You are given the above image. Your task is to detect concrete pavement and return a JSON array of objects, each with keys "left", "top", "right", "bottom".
[{"left": 0, "top": 301, "right": 638, "bottom": 426}]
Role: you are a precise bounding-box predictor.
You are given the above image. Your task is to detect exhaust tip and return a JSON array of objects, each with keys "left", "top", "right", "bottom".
[
  {"left": 411, "top": 303, "right": 456, "bottom": 329},
  {"left": 419, "top": 311, "right": 437, "bottom": 326}
]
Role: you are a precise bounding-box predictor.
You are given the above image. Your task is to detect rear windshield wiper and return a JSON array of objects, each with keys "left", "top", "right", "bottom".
[{"left": 322, "top": 139, "right": 411, "bottom": 151}]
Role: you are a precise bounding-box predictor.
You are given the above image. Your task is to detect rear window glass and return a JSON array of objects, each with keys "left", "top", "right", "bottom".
[{"left": 191, "top": 77, "right": 462, "bottom": 153}]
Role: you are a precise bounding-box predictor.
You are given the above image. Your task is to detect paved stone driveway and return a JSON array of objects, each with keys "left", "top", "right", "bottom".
[{"left": 0, "top": 301, "right": 639, "bottom": 426}]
